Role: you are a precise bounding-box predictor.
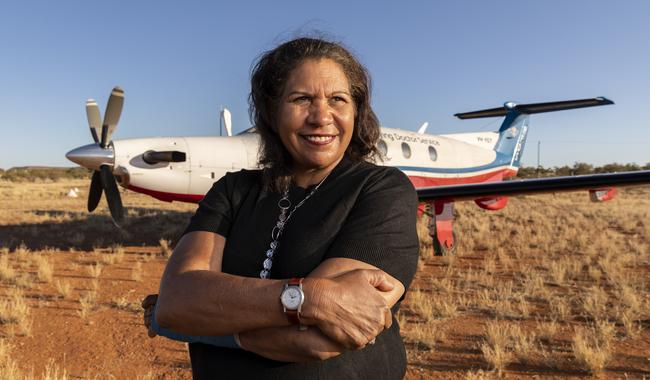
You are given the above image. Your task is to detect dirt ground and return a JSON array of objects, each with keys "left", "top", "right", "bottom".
[{"left": 1, "top": 179, "right": 648, "bottom": 379}]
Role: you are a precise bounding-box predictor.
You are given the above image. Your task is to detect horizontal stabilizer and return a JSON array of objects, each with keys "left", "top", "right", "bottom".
[
  {"left": 455, "top": 97, "right": 613, "bottom": 119},
  {"left": 416, "top": 170, "right": 650, "bottom": 202}
]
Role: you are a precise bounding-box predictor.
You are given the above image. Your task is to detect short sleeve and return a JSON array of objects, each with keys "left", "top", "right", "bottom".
[
  {"left": 182, "top": 173, "right": 236, "bottom": 238},
  {"left": 324, "top": 168, "right": 420, "bottom": 291}
]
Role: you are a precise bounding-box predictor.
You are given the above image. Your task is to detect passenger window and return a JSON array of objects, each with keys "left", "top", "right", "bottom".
[
  {"left": 377, "top": 139, "right": 388, "bottom": 156},
  {"left": 401, "top": 142, "right": 411, "bottom": 159},
  {"left": 428, "top": 146, "right": 438, "bottom": 161}
]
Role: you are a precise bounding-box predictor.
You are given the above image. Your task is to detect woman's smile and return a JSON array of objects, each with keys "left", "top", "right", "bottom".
[{"left": 301, "top": 134, "right": 338, "bottom": 145}]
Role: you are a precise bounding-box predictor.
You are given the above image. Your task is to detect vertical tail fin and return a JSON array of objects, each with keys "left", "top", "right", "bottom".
[{"left": 494, "top": 113, "right": 529, "bottom": 168}]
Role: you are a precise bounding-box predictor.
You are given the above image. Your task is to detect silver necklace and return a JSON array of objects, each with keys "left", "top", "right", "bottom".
[{"left": 259, "top": 174, "right": 330, "bottom": 279}]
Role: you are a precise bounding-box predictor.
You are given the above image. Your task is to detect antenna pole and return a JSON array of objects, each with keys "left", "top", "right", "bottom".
[{"left": 536, "top": 140, "right": 541, "bottom": 176}]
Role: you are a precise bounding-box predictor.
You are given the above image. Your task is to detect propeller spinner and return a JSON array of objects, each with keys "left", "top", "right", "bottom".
[{"left": 67, "top": 87, "right": 125, "bottom": 226}]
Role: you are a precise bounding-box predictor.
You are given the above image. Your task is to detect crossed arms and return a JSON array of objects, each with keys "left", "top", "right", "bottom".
[{"left": 153, "top": 231, "right": 405, "bottom": 362}]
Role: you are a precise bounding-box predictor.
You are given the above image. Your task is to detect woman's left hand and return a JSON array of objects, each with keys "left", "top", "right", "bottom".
[{"left": 142, "top": 294, "right": 158, "bottom": 338}]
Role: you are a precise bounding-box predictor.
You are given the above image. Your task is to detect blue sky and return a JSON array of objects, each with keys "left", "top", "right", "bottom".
[{"left": 1, "top": 1, "right": 648, "bottom": 169}]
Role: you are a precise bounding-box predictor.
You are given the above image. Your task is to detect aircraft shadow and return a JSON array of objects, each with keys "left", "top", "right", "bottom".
[{"left": 0, "top": 207, "right": 193, "bottom": 251}]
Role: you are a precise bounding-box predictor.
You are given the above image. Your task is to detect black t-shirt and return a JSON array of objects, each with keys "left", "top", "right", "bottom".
[{"left": 183, "top": 157, "right": 419, "bottom": 380}]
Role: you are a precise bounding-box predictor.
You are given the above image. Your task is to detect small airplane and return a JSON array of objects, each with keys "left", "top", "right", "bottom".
[{"left": 66, "top": 87, "right": 650, "bottom": 255}]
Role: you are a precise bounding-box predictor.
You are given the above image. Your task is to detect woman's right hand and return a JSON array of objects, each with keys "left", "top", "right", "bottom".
[{"left": 303, "top": 269, "right": 394, "bottom": 349}]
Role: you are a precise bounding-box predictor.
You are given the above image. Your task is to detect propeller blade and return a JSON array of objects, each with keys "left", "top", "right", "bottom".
[
  {"left": 99, "top": 165, "right": 124, "bottom": 225},
  {"left": 101, "top": 86, "right": 124, "bottom": 148},
  {"left": 86, "top": 99, "right": 102, "bottom": 143},
  {"left": 221, "top": 108, "right": 232, "bottom": 137},
  {"left": 88, "top": 170, "right": 103, "bottom": 212}
]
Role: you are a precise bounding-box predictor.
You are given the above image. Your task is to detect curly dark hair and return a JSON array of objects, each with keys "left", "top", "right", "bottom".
[{"left": 249, "top": 37, "right": 380, "bottom": 191}]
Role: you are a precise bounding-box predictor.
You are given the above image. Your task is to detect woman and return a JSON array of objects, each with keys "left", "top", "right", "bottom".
[{"left": 152, "top": 37, "right": 419, "bottom": 379}]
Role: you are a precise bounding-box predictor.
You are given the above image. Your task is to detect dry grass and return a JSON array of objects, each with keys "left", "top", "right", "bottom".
[
  {"left": 0, "top": 340, "right": 24, "bottom": 379},
  {"left": 101, "top": 244, "right": 125, "bottom": 265},
  {"left": 111, "top": 296, "right": 141, "bottom": 314},
  {"left": 401, "top": 187, "right": 650, "bottom": 378},
  {"left": 410, "top": 321, "right": 448, "bottom": 350},
  {"left": 582, "top": 286, "right": 609, "bottom": 320},
  {"left": 480, "top": 342, "right": 512, "bottom": 377},
  {"left": 464, "top": 369, "right": 492, "bottom": 380},
  {"left": 77, "top": 291, "right": 97, "bottom": 320},
  {"left": 620, "top": 311, "right": 642, "bottom": 338},
  {"left": 0, "top": 255, "right": 16, "bottom": 283},
  {"left": 0, "top": 289, "right": 32, "bottom": 337},
  {"left": 34, "top": 255, "right": 54, "bottom": 283},
  {"left": 87, "top": 263, "right": 102, "bottom": 279},
  {"left": 536, "top": 318, "right": 559, "bottom": 342},
  {"left": 54, "top": 280, "right": 72, "bottom": 300},
  {"left": 131, "top": 261, "right": 143, "bottom": 282},
  {"left": 572, "top": 326, "right": 610, "bottom": 376},
  {"left": 159, "top": 239, "right": 172, "bottom": 258},
  {"left": 42, "top": 359, "right": 68, "bottom": 380},
  {"left": 549, "top": 297, "right": 571, "bottom": 321}
]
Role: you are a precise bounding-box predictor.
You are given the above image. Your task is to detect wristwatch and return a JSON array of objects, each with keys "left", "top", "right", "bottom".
[{"left": 280, "top": 277, "right": 305, "bottom": 325}]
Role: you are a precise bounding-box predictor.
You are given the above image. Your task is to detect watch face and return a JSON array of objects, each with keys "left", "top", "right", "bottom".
[{"left": 281, "top": 287, "right": 303, "bottom": 310}]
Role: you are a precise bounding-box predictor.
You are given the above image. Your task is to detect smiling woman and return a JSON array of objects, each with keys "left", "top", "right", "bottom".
[{"left": 148, "top": 37, "right": 420, "bottom": 380}]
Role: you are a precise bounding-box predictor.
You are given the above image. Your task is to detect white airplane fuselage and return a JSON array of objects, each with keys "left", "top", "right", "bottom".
[{"left": 104, "top": 127, "right": 522, "bottom": 203}]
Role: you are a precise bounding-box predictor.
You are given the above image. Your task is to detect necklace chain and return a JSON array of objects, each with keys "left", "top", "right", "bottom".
[{"left": 259, "top": 174, "right": 330, "bottom": 279}]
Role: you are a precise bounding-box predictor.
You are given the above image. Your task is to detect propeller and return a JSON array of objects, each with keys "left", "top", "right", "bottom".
[
  {"left": 220, "top": 107, "right": 232, "bottom": 137},
  {"left": 84, "top": 87, "right": 125, "bottom": 226}
]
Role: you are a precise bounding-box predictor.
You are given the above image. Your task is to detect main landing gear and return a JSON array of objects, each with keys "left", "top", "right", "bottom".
[{"left": 424, "top": 201, "right": 459, "bottom": 256}]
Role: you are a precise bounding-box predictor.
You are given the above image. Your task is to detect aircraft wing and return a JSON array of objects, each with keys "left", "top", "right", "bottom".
[{"left": 416, "top": 170, "right": 650, "bottom": 201}]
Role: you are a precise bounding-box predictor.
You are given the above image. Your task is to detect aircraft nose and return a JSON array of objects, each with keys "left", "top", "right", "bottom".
[{"left": 66, "top": 144, "right": 115, "bottom": 171}]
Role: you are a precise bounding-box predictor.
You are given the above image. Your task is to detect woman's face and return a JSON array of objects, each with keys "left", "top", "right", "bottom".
[{"left": 276, "top": 58, "right": 355, "bottom": 176}]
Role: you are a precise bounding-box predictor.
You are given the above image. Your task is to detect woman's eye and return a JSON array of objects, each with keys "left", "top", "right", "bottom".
[
  {"left": 293, "top": 96, "right": 310, "bottom": 104},
  {"left": 331, "top": 96, "right": 347, "bottom": 104}
]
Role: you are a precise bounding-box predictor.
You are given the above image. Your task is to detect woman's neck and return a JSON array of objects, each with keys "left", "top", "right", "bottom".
[
  {"left": 292, "top": 169, "right": 330, "bottom": 189},
  {"left": 291, "top": 157, "right": 343, "bottom": 188}
]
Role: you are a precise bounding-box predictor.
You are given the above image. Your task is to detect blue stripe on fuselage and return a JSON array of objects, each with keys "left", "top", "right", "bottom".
[{"left": 395, "top": 153, "right": 512, "bottom": 174}]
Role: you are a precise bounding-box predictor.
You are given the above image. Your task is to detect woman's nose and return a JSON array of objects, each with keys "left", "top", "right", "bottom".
[{"left": 307, "top": 99, "right": 333, "bottom": 127}]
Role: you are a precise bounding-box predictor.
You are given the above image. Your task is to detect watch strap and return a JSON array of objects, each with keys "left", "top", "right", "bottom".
[{"left": 286, "top": 309, "right": 300, "bottom": 325}]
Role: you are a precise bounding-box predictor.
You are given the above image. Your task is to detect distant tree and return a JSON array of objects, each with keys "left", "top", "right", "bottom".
[
  {"left": 554, "top": 165, "right": 573, "bottom": 176},
  {"left": 516, "top": 166, "right": 538, "bottom": 178},
  {"left": 571, "top": 162, "right": 593, "bottom": 175},
  {"left": 1, "top": 167, "right": 91, "bottom": 182}
]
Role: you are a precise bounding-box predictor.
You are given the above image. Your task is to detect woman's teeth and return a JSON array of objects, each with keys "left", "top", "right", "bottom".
[{"left": 304, "top": 135, "right": 334, "bottom": 143}]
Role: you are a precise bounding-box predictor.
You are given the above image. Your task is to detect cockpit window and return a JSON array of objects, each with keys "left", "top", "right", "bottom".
[{"left": 401, "top": 142, "right": 411, "bottom": 159}]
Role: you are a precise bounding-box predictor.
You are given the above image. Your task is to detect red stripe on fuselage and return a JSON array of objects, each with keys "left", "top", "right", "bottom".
[
  {"left": 126, "top": 168, "right": 519, "bottom": 204},
  {"left": 127, "top": 184, "right": 205, "bottom": 203},
  {"left": 407, "top": 168, "right": 518, "bottom": 189}
]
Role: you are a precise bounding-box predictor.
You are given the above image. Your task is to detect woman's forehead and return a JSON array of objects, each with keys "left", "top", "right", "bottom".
[{"left": 283, "top": 59, "right": 351, "bottom": 94}]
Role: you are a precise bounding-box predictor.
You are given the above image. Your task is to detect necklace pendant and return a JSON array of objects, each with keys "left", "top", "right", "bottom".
[
  {"left": 260, "top": 269, "right": 269, "bottom": 279},
  {"left": 270, "top": 241, "right": 277, "bottom": 249},
  {"left": 266, "top": 248, "right": 274, "bottom": 258},
  {"left": 263, "top": 258, "right": 273, "bottom": 270}
]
